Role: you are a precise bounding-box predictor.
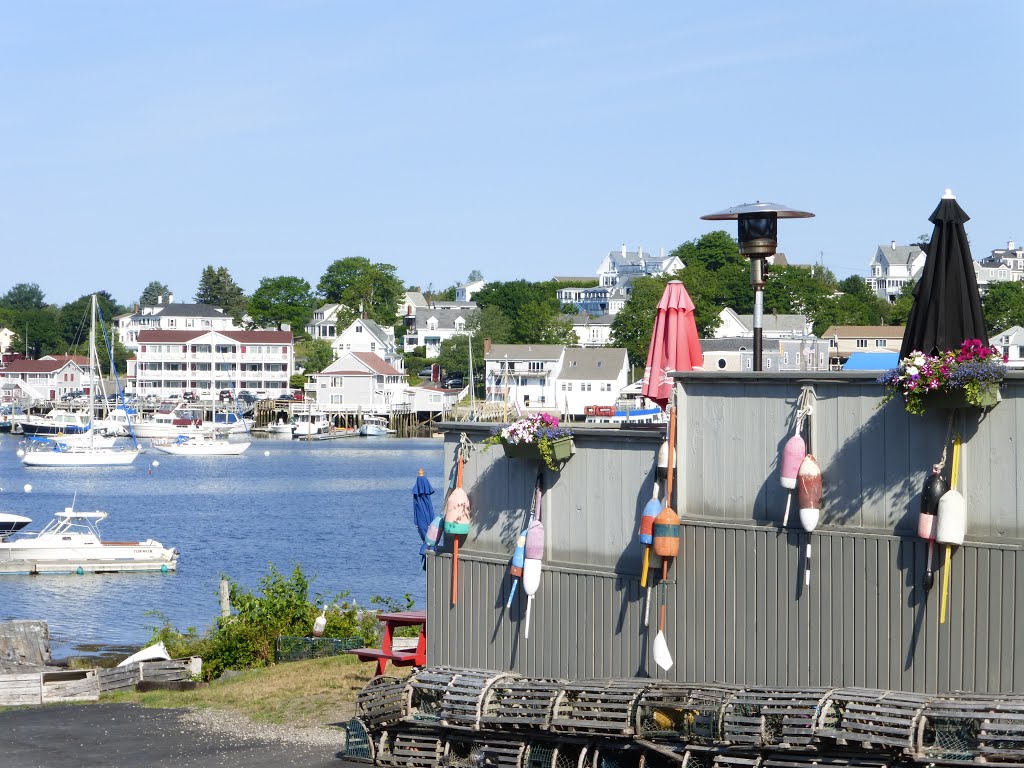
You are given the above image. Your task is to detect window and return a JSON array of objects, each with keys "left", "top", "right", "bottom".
[
  {"left": 561, "top": 383, "right": 566, "bottom": 391},
  {"left": 370, "top": 342, "right": 376, "bottom": 352},
  {"left": 567, "top": 383, "right": 573, "bottom": 391},
  {"left": 529, "top": 361, "right": 543, "bottom": 371},
  {"left": 356, "top": 326, "right": 363, "bottom": 333},
  {"left": 856, "top": 339, "right": 868, "bottom": 348},
  {"left": 875, "top": 339, "right": 887, "bottom": 347}
]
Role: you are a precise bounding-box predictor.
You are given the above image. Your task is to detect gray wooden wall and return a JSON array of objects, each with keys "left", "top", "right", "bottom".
[{"left": 429, "top": 373, "right": 1024, "bottom": 693}]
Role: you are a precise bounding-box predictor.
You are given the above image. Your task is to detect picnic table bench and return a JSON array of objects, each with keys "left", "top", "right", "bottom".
[{"left": 347, "top": 610, "right": 427, "bottom": 676}]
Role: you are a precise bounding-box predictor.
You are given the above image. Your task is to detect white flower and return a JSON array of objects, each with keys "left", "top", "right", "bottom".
[{"left": 906, "top": 366, "right": 919, "bottom": 377}]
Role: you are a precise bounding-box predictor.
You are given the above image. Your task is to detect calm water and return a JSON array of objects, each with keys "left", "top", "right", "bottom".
[{"left": 0, "top": 433, "right": 443, "bottom": 659}]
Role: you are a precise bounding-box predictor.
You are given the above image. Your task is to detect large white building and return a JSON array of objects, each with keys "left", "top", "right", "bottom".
[
  {"left": 557, "top": 245, "right": 682, "bottom": 315},
  {"left": 306, "top": 351, "right": 408, "bottom": 414},
  {"left": 131, "top": 329, "right": 294, "bottom": 398},
  {"left": 866, "top": 242, "right": 927, "bottom": 302},
  {"left": 116, "top": 297, "right": 239, "bottom": 352},
  {"left": 403, "top": 302, "right": 476, "bottom": 357},
  {"left": 0, "top": 355, "right": 90, "bottom": 403}
]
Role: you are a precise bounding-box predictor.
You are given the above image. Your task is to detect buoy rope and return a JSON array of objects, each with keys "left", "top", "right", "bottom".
[{"left": 935, "top": 412, "right": 956, "bottom": 474}]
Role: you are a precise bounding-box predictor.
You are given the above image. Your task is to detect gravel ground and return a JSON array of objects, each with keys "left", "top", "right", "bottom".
[{"left": 0, "top": 703, "right": 363, "bottom": 768}]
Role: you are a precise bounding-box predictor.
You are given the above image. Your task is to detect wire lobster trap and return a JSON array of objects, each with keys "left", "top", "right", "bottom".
[
  {"left": 341, "top": 717, "right": 375, "bottom": 762},
  {"left": 761, "top": 754, "right": 893, "bottom": 768},
  {"left": 442, "top": 736, "right": 529, "bottom": 768},
  {"left": 525, "top": 741, "right": 588, "bottom": 768},
  {"left": 407, "top": 666, "right": 518, "bottom": 730}
]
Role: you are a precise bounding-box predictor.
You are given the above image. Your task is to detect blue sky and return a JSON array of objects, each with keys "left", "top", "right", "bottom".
[{"left": 1, "top": 2, "right": 1021, "bottom": 307}]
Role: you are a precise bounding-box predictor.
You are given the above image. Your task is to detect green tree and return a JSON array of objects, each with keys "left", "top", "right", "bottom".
[
  {"left": 983, "top": 280, "right": 1024, "bottom": 334},
  {"left": 301, "top": 338, "right": 335, "bottom": 373},
  {"left": 0, "top": 283, "right": 46, "bottom": 311},
  {"left": 467, "top": 269, "right": 483, "bottom": 283},
  {"left": 195, "top": 266, "right": 248, "bottom": 320},
  {"left": 473, "top": 279, "right": 568, "bottom": 344},
  {"left": 467, "top": 305, "right": 513, "bottom": 345},
  {"left": 317, "top": 258, "right": 404, "bottom": 328},
  {"left": 59, "top": 293, "right": 121, "bottom": 351},
  {"left": 889, "top": 282, "right": 917, "bottom": 326},
  {"left": 438, "top": 333, "right": 484, "bottom": 380},
  {"left": 247, "top": 276, "right": 315, "bottom": 331},
  {"left": 10, "top": 306, "right": 63, "bottom": 358},
  {"left": 139, "top": 281, "right": 171, "bottom": 307}
]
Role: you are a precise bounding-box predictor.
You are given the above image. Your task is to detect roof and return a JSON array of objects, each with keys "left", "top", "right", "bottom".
[
  {"left": 732, "top": 313, "right": 808, "bottom": 334},
  {"left": 415, "top": 304, "right": 476, "bottom": 331},
  {"left": 351, "top": 352, "right": 404, "bottom": 376},
  {"left": 559, "top": 348, "right": 627, "bottom": 380},
  {"left": 402, "top": 292, "right": 428, "bottom": 307},
  {"left": 485, "top": 344, "right": 564, "bottom": 362},
  {"left": 41, "top": 354, "right": 90, "bottom": 365},
  {"left": 821, "top": 325, "right": 905, "bottom": 339},
  {"left": 137, "top": 329, "right": 292, "bottom": 343},
  {"left": 566, "top": 313, "right": 615, "bottom": 327},
  {"left": 843, "top": 351, "right": 900, "bottom": 371},
  {"left": 874, "top": 244, "right": 925, "bottom": 266},
  {"left": 0, "top": 358, "right": 87, "bottom": 373},
  {"left": 148, "top": 303, "right": 227, "bottom": 318},
  {"left": 701, "top": 338, "right": 781, "bottom": 353}
]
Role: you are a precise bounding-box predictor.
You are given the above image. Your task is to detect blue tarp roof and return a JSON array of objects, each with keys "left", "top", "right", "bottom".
[{"left": 843, "top": 351, "right": 899, "bottom": 371}]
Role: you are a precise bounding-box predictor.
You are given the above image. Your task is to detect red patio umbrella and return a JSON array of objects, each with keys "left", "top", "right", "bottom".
[{"left": 642, "top": 280, "right": 704, "bottom": 408}]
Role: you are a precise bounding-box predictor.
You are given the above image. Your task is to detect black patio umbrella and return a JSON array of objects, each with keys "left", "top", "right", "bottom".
[{"left": 900, "top": 190, "right": 987, "bottom": 359}]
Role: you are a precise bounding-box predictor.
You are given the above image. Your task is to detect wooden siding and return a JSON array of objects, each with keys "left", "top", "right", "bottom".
[{"left": 433, "top": 373, "right": 1024, "bottom": 694}]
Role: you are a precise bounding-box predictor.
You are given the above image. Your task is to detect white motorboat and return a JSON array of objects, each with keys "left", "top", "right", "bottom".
[
  {"left": 292, "top": 408, "right": 331, "bottom": 437},
  {"left": 359, "top": 415, "right": 396, "bottom": 437},
  {"left": 151, "top": 432, "right": 250, "bottom": 456},
  {"left": 132, "top": 402, "right": 219, "bottom": 439},
  {"left": 212, "top": 411, "right": 254, "bottom": 434},
  {"left": 19, "top": 409, "right": 91, "bottom": 436},
  {"left": 0, "top": 508, "right": 178, "bottom": 575},
  {"left": 266, "top": 418, "right": 296, "bottom": 436}
]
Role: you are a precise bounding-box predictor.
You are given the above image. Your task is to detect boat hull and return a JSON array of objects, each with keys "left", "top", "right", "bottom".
[
  {"left": 22, "top": 448, "right": 141, "bottom": 467},
  {"left": 151, "top": 440, "right": 250, "bottom": 456}
]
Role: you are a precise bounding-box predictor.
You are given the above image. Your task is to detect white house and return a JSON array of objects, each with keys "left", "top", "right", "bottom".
[
  {"left": 556, "top": 347, "right": 629, "bottom": 419},
  {"left": 975, "top": 241, "right": 1024, "bottom": 294},
  {"left": 991, "top": 326, "right": 1024, "bottom": 369},
  {"left": 403, "top": 302, "right": 476, "bottom": 357},
  {"left": 332, "top": 318, "right": 401, "bottom": 369},
  {"left": 307, "top": 351, "right": 408, "bottom": 414},
  {"left": 558, "top": 245, "right": 682, "bottom": 315},
  {"left": 455, "top": 280, "right": 486, "bottom": 303},
  {"left": 865, "top": 242, "right": 927, "bottom": 302},
  {"left": 0, "top": 327, "right": 15, "bottom": 355},
  {"left": 397, "top": 291, "right": 428, "bottom": 336},
  {"left": 701, "top": 338, "right": 831, "bottom": 373},
  {"left": 0, "top": 354, "right": 90, "bottom": 402},
  {"left": 132, "top": 329, "right": 294, "bottom": 398},
  {"left": 406, "top": 384, "right": 459, "bottom": 416},
  {"left": 567, "top": 314, "right": 615, "bottom": 347},
  {"left": 484, "top": 343, "right": 565, "bottom": 412},
  {"left": 116, "top": 296, "right": 240, "bottom": 352},
  {"left": 714, "top": 308, "right": 813, "bottom": 339},
  {"left": 305, "top": 304, "right": 348, "bottom": 341}
]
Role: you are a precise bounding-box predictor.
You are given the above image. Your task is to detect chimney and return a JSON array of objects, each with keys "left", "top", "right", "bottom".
[
  {"left": 168, "top": 293, "right": 174, "bottom": 304},
  {"left": 1009, "top": 240, "right": 1016, "bottom": 251},
  {"left": 891, "top": 240, "right": 897, "bottom": 250},
  {"left": 660, "top": 247, "right": 665, "bottom": 260},
  {"left": 484, "top": 338, "right": 492, "bottom": 354},
  {"left": 637, "top": 245, "right": 643, "bottom": 259},
  {"left": 157, "top": 295, "right": 163, "bottom": 304},
  {"left": 621, "top": 244, "right": 627, "bottom": 258}
]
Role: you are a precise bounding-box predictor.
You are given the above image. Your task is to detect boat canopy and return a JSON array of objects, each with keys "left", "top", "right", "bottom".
[{"left": 55, "top": 509, "right": 108, "bottom": 520}]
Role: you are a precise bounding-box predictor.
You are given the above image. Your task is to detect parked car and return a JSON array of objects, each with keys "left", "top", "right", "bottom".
[
  {"left": 218, "top": 389, "right": 235, "bottom": 402},
  {"left": 181, "top": 392, "right": 198, "bottom": 403},
  {"left": 444, "top": 377, "right": 464, "bottom": 389}
]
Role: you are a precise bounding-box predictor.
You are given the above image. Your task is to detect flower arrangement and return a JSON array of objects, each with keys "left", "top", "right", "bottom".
[
  {"left": 877, "top": 339, "right": 1007, "bottom": 415},
  {"left": 484, "top": 412, "right": 574, "bottom": 471}
]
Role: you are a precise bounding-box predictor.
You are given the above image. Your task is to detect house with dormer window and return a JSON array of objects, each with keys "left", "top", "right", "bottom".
[
  {"left": 557, "top": 244, "right": 682, "bottom": 315},
  {"left": 483, "top": 343, "right": 565, "bottom": 411},
  {"left": 865, "top": 242, "right": 927, "bottom": 302},
  {"left": 332, "top": 318, "right": 402, "bottom": 370},
  {"left": 305, "top": 304, "right": 350, "bottom": 341},
  {"left": 0, "top": 354, "right": 90, "bottom": 402},
  {"left": 116, "top": 296, "right": 240, "bottom": 353},
  {"left": 403, "top": 302, "right": 476, "bottom": 357},
  {"left": 557, "top": 347, "right": 629, "bottom": 418}
]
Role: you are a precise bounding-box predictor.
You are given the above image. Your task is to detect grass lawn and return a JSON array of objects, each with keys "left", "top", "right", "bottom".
[{"left": 103, "top": 655, "right": 383, "bottom": 727}]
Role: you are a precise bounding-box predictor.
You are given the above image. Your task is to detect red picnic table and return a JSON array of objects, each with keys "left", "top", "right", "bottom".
[{"left": 347, "top": 610, "right": 426, "bottom": 676}]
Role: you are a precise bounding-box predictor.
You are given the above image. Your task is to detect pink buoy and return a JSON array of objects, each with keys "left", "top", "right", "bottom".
[{"left": 780, "top": 434, "right": 806, "bottom": 526}]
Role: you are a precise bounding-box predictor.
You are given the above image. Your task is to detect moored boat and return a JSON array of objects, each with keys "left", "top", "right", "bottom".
[
  {"left": 0, "top": 508, "right": 178, "bottom": 575},
  {"left": 19, "top": 409, "right": 91, "bottom": 436},
  {"left": 292, "top": 408, "right": 331, "bottom": 437},
  {"left": 151, "top": 432, "right": 250, "bottom": 456},
  {"left": 359, "top": 415, "right": 396, "bottom": 436}
]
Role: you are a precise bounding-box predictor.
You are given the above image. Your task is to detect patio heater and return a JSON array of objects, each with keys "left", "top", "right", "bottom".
[{"left": 701, "top": 202, "right": 814, "bottom": 371}]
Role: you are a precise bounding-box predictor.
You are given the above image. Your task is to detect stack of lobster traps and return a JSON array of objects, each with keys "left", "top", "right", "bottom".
[{"left": 344, "top": 667, "right": 1024, "bottom": 768}]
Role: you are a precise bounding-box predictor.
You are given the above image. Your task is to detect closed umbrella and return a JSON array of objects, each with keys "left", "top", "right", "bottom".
[
  {"left": 642, "top": 280, "right": 704, "bottom": 408},
  {"left": 413, "top": 469, "right": 436, "bottom": 569},
  {"left": 900, "top": 190, "right": 987, "bottom": 359}
]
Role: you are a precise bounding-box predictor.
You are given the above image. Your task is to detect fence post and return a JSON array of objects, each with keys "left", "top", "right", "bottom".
[{"left": 220, "top": 578, "right": 231, "bottom": 617}]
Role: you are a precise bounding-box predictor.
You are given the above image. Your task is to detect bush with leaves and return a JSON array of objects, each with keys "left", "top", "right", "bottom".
[{"left": 147, "top": 564, "right": 414, "bottom": 680}]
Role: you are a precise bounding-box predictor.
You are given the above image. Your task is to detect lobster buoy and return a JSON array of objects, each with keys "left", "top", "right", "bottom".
[
  {"left": 313, "top": 607, "right": 327, "bottom": 637},
  {"left": 443, "top": 487, "right": 471, "bottom": 535},
  {"left": 781, "top": 435, "right": 806, "bottom": 490},
  {"left": 936, "top": 489, "right": 966, "bottom": 546},
  {"left": 522, "top": 519, "right": 545, "bottom": 638},
  {"left": 639, "top": 482, "right": 660, "bottom": 588},
  {"left": 797, "top": 454, "right": 822, "bottom": 588},
  {"left": 506, "top": 530, "right": 527, "bottom": 608},
  {"left": 796, "top": 455, "right": 822, "bottom": 532},
  {"left": 656, "top": 438, "right": 669, "bottom": 480},
  {"left": 424, "top": 513, "right": 443, "bottom": 553},
  {"left": 919, "top": 465, "right": 946, "bottom": 591}
]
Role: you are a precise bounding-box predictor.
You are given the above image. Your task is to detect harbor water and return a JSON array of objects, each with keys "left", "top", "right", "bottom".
[{"left": 0, "top": 433, "right": 443, "bottom": 659}]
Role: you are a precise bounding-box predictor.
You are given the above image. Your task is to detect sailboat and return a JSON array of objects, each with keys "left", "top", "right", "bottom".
[
  {"left": 151, "top": 374, "right": 251, "bottom": 456},
  {"left": 21, "top": 296, "right": 142, "bottom": 467}
]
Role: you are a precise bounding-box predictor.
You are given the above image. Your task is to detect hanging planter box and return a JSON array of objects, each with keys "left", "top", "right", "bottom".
[
  {"left": 501, "top": 437, "right": 574, "bottom": 468},
  {"left": 920, "top": 387, "right": 1001, "bottom": 412}
]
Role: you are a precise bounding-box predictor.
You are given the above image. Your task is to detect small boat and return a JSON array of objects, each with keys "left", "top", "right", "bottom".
[
  {"left": 0, "top": 508, "right": 178, "bottom": 575},
  {"left": 292, "top": 408, "right": 331, "bottom": 437},
  {"left": 583, "top": 407, "right": 668, "bottom": 425},
  {"left": 266, "top": 418, "right": 296, "bottom": 436},
  {"left": 21, "top": 437, "right": 141, "bottom": 467},
  {"left": 359, "top": 415, "right": 396, "bottom": 437},
  {"left": 19, "top": 409, "right": 91, "bottom": 436},
  {"left": 133, "top": 402, "right": 223, "bottom": 439},
  {"left": 151, "top": 432, "right": 251, "bottom": 456},
  {"left": 0, "top": 513, "right": 31, "bottom": 538},
  {"left": 213, "top": 411, "right": 254, "bottom": 434},
  {"left": 0, "top": 405, "right": 27, "bottom": 434}
]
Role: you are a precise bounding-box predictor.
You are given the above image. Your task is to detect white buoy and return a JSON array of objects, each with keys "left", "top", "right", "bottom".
[
  {"left": 264, "top": 450, "right": 270, "bottom": 456},
  {"left": 16, "top": 448, "right": 25, "bottom": 458},
  {"left": 312, "top": 607, "right": 327, "bottom": 637},
  {"left": 23, "top": 484, "right": 32, "bottom": 493},
  {"left": 151, "top": 460, "right": 160, "bottom": 468}
]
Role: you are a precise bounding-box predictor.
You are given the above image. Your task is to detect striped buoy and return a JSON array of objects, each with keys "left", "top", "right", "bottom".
[
  {"left": 797, "top": 454, "right": 822, "bottom": 587},
  {"left": 919, "top": 465, "right": 946, "bottom": 590}
]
